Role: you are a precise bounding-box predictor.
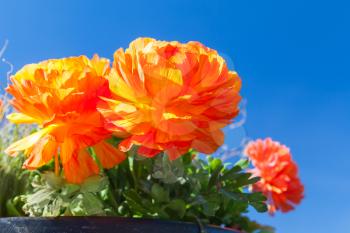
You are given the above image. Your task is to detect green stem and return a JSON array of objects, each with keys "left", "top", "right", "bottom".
[
  {"left": 88, "top": 147, "right": 104, "bottom": 174},
  {"left": 6, "top": 199, "right": 23, "bottom": 217},
  {"left": 129, "top": 156, "right": 138, "bottom": 190}
]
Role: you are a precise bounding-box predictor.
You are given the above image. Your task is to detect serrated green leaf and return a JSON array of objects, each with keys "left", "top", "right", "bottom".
[
  {"left": 70, "top": 193, "right": 105, "bottom": 216},
  {"left": 69, "top": 194, "right": 85, "bottom": 216},
  {"left": 42, "top": 197, "right": 62, "bottom": 217},
  {"left": 27, "top": 188, "right": 56, "bottom": 206},
  {"left": 152, "top": 154, "right": 184, "bottom": 184}
]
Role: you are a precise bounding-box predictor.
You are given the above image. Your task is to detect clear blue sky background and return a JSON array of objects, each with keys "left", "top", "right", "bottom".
[{"left": 0, "top": 0, "right": 349, "bottom": 232}]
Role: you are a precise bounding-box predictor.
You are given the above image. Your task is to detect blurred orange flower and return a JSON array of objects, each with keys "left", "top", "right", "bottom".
[
  {"left": 5, "top": 55, "right": 126, "bottom": 183},
  {"left": 0, "top": 99, "right": 3, "bottom": 121},
  {"left": 99, "top": 38, "right": 241, "bottom": 160},
  {"left": 244, "top": 138, "right": 304, "bottom": 214}
]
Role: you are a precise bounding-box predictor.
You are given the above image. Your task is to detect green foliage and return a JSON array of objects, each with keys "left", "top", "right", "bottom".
[
  {"left": 103, "top": 152, "right": 271, "bottom": 232},
  {"left": 11, "top": 173, "right": 111, "bottom": 217},
  {"left": 2, "top": 146, "right": 273, "bottom": 233},
  {"left": 0, "top": 98, "right": 34, "bottom": 217},
  {"left": 6, "top": 150, "right": 272, "bottom": 232},
  {"left": 0, "top": 154, "right": 29, "bottom": 216}
]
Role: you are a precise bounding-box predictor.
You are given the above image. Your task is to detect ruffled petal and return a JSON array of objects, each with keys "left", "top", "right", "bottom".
[
  {"left": 5, "top": 124, "right": 58, "bottom": 156},
  {"left": 63, "top": 149, "right": 99, "bottom": 184},
  {"left": 93, "top": 141, "right": 126, "bottom": 169},
  {"left": 23, "top": 135, "right": 58, "bottom": 169}
]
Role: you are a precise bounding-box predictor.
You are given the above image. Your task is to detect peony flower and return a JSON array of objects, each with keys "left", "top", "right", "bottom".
[
  {"left": 244, "top": 138, "right": 304, "bottom": 214},
  {"left": 99, "top": 38, "right": 241, "bottom": 160},
  {"left": 5, "top": 55, "right": 126, "bottom": 183}
]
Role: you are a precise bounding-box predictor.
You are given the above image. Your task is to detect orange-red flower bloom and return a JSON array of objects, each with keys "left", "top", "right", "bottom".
[
  {"left": 244, "top": 138, "right": 304, "bottom": 214},
  {"left": 5, "top": 55, "right": 126, "bottom": 183},
  {"left": 99, "top": 38, "right": 241, "bottom": 160}
]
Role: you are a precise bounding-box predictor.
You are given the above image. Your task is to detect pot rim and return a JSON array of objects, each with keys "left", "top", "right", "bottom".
[{"left": 0, "top": 216, "right": 241, "bottom": 232}]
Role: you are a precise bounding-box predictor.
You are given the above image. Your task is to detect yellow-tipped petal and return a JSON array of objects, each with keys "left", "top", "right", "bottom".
[
  {"left": 7, "top": 112, "right": 38, "bottom": 124},
  {"left": 23, "top": 135, "right": 58, "bottom": 169},
  {"left": 5, "top": 124, "right": 58, "bottom": 156}
]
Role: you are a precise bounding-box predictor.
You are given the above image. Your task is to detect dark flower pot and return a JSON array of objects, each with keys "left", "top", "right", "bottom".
[{"left": 0, "top": 217, "right": 240, "bottom": 233}]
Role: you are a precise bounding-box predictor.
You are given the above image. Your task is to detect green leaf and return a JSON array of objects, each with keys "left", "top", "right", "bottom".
[
  {"left": 209, "top": 158, "right": 222, "bottom": 171},
  {"left": 26, "top": 188, "right": 56, "bottom": 206},
  {"left": 234, "top": 159, "right": 250, "bottom": 170},
  {"left": 208, "top": 160, "right": 223, "bottom": 189},
  {"left": 247, "top": 176, "right": 261, "bottom": 185},
  {"left": 202, "top": 197, "right": 220, "bottom": 217},
  {"left": 151, "top": 184, "right": 169, "bottom": 203},
  {"left": 61, "top": 184, "right": 80, "bottom": 197},
  {"left": 163, "top": 199, "right": 186, "bottom": 219},
  {"left": 42, "top": 197, "right": 62, "bottom": 216},
  {"left": 250, "top": 201, "right": 268, "bottom": 213},
  {"left": 69, "top": 194, "right": 85, "bottom": 216},
  {"left": 152, "top": 154, "right": 184, "bottom": 184},
  {"left": 123, "top": 190, "right": 149, "bottom": 215},
  {"left": 246, "top": 192, "right": 267, "bottom": 202},
  {"left": 220, "top": 189, "right": 248, "bottom": 202},
  {"left": 220, "top": 166, "right": 241, "bottom": 181},
  {"left": 70, "top": 193, "right": 105, "bottom": 216},
  {"left": 81, "top": 176, "right": 108, "bottom": 193},
  {"left": 182, "top": 150, "right": 194, "bottom": 165},
  {"left": 82, "top": 193, "right": 105, "bottom": 215},
  {"left": 42, "top": 172, "right": 63, "bottom": 189},
  {"left": 232, "top": 173, "right": 253, "bottom": 188}
]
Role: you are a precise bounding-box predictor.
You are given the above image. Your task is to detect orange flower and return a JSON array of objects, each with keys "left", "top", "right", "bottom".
[
  {"left": 99, "top": 38, "right": 241, "bottom": 160},
  {"left": 5, "top": 55, "right": 126, "bottom": 183},
  {"left": 0, "top": 99, "right": 3, "bottom": 121},
  {"left": 244, "top": 138, "right": 304, "bottom": 214}
]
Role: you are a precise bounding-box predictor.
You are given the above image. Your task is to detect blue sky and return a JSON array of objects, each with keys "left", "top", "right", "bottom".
[{"left": 1, "top": 0, "right": 349, "bottom": 232}]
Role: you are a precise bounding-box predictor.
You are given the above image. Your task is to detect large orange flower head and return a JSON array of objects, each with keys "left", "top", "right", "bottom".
[
  {"left": 99, "top": 38, "right": 241, "bottom": 160},
  {"left": 5, "top": 55, "right": 126, "bottom": 183},
  {"left": 244, "top": 138, "right": 304, "bottom": 214}
]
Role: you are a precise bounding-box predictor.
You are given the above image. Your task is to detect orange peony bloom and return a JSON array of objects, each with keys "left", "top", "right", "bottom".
[
  {"left": 5, "top": 55, "right": 126, "bottom": 183},
  {"left": 99, "top": 38, "right": 241, "bottom": 160},
  {"left": 244, "top": 138, "right": 304, "bottom": 214}
]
